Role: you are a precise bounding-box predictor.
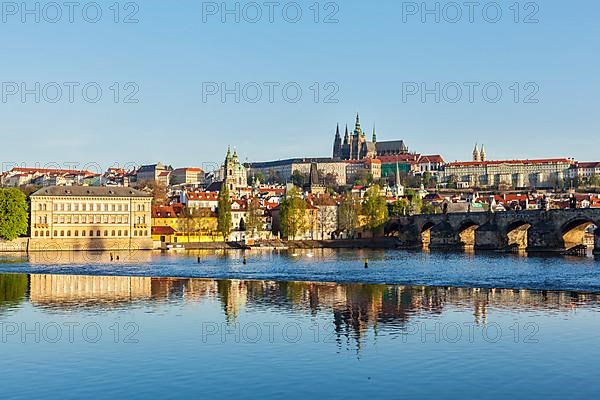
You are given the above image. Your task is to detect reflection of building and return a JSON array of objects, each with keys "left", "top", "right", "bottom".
[
  {"left": 29, "top": 274, "right": 152, "bottom": 305},
  {"left": 29, "top": 186, "right": 152, "bottom": 251}
]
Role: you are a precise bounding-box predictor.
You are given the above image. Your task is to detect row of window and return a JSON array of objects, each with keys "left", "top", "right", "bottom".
[
  {"left": 36, "top": 216, "right": 149, "bottom": 224},
  {"left": 33, "top": 230, "right": 149, "bottom": 238},
  {"left": 37, "top": 203, "right": 148, "bottom": 212}
]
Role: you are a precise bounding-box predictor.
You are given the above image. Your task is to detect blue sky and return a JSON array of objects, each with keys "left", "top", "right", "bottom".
[{"left": 0, "top": 0, "right": 598, "bottom": 172}]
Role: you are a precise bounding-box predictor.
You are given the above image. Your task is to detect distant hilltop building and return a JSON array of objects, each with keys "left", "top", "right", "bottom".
[{"left": 333, "top": 114, "right": 409, "bottom": 160}]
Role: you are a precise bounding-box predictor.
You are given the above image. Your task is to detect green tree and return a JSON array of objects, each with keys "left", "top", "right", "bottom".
[
  {"left": 0, "top": 189, "right": 29, "bottom": 241},
  {"left": 217, "top": 186, "right": 232, "bottom": 242},
  {"left": 391, "top": 198, "right": 410, "bottom": 217},
  {"left": 362, "top": 185, "right": 389, "bottom": 236},
  {"left": 245, "top": 199, "right": 262, "bottom": 237},
  {"left": 590, "top": 175, "right": 600, "bottom": 187},
  {"left": 338, "top": 193, "right": 360, "bottom": 238},
  {"left": 421, "top": 203, "right": 438, "bottom": 215},
  {"left": 279, "top": 187, "right": 307, "bottom": 240},
  {"left": 291, "top": 170, "right": 306, "bottom": 187}
]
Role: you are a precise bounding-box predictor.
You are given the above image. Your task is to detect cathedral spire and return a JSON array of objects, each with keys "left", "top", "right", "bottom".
[
  {"left": 480, "top": 144, "right": 486, "bottom": 162},
  {"left": 226, "top": 145, "right": 232, "bottom": 160},
  {"left": 354, "top": 113, "right": 363, "bottom": 137},
  {"left": 372, "top": 124, "right": 377, "bottom": 143}
]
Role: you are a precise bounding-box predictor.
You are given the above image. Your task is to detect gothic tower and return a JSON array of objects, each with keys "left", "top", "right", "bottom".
[{"left": 333, "top": 124, "right": 342, "bottom": 159}]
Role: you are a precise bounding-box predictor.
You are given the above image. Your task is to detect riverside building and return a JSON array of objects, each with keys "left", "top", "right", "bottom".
[{"left": 29, "top": 186, "right": 152, "bottom": 251}]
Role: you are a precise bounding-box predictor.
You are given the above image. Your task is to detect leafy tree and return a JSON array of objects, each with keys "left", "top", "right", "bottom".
[
  {"left": 279, "top": 187, "right": 307, "bottom": 240},
  {"left": 421, "top": 203, "right": 438, "bottom": 215},
  {"left": 0, "top": 189, "right": 29, "bottom": 241},
  {"left": 245, "top": 199, "right": 263, "bottom": 237},
  {"left": 590, "top": 175, "right": 600, "bottom": 187},
  {"left": 291, "top": 170, "right": 306, "bottom": 187},
  {"left": 338, "top": 193, "right": 360, "bottom": 238},
  {"left": 140, "top": 180, "right": 168, "bottom": 205},
  {"left": 405, "top": 189, "right": 423, "bottom": 214},
  {"left": 217, "top": 186, "right": 232, "bottom": 241},
  {"left": 391, "top": 198, "right": 410, "bottom": 217},
  {"left": 362, "top": 185, "right": 389, "bottom": 236}
]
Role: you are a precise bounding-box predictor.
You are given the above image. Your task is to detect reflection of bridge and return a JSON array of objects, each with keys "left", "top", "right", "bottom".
[{"left": 388, "top": 209, "right": 600, "bottom": 254}]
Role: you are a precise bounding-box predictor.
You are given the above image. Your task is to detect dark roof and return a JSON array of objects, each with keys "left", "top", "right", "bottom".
[
  {"left": 376, "top": 140, "right": 408, "bottom": 153},
  {"left": 205, "top": 181, "right": 223, "bottom": 192},
  {"left": 246, "top": 158, "right": 344, "bottom": 169},
  {"left": 31, "top": 186, "right": 150, "bottom": 198}
]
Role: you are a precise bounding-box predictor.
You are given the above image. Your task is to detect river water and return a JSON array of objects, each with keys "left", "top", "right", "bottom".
[{"left": 1, "top": 250, "right": 599, "bottom": 399}]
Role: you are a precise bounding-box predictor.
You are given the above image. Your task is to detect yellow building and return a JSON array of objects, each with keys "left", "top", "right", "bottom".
[
  {"left": 152, "top": 204, "right": 220, "bottom": 244},
  {"left": 29, "top": 186, "right": 152, "bottom": 251}
]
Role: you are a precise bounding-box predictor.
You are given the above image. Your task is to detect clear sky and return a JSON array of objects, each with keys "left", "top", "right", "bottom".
[{"left": 1, "top": 0, "right": 598, "bottom": 173}]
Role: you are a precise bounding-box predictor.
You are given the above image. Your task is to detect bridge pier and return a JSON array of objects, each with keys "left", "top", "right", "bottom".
[
  {"left": 474, "top": 223, "right": 508, "bottom": 251},
  {"left": 594, "top": 231, "right": 600, "bottom": 256},
  {"left": 526, "top": 221, "right": 565, "bottom": 254},
  {"left": 429, "top": 222, "right": 464, "bottom": 250}
]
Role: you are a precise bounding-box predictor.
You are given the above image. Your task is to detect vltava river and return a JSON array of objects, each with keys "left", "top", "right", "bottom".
[
  {"left": 1, "top": 273, "right": 599, "bottom": 399},
  {"left": 1, "top": 250, "right": 599, "bottom": 399}
]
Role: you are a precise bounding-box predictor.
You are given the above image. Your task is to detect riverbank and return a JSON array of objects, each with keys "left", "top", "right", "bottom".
[{"left": 182, "top": 238, "right": 401, "bottom": 250}]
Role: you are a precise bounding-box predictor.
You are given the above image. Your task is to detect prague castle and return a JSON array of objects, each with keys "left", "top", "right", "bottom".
[{"left": 333, "top": 114, "right": 409, "bottom": 160}]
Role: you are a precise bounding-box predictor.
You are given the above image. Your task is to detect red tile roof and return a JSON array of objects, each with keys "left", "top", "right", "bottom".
[
  {"left": 9, "top": 167, "right": 96, "bottom": 175},
  {"left": 152, "top": 226, "right": 176, "bottom": 235},
  {"left": 186, "top": 191, "right": 219, "bottom": 201},
  {"left": 446, "top": 159, "right": 573, "bottom": 167}
]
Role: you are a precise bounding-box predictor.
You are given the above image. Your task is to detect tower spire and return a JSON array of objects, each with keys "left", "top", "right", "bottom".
[
  {"left": 372, "top": 123, "right": 377, "bottom": 143},
  {"left": 472, "top": 143, "right": 480, "bottom": 162}
]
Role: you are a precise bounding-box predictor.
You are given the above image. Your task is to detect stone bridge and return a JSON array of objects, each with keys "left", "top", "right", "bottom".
[{"left": 387, "top": 209, "right": 600, "bottom": 255}]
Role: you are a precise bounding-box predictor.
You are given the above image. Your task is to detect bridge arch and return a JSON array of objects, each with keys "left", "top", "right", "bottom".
[
  {"left": 504, "top": 220, "right": 532, "bottom": 251},
  {"left": 420, "top": 221, "right": 437, "bottom": 247},
  {"left": 457, "top": 220, "right": 481, "bottom": 248},
  {"left": 560, "top": 217, "right": 598, "bottom": 252}
]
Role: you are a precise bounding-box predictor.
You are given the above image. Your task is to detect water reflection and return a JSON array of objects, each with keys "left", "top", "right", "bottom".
[{"left": 5, "top": 273, "right": 599, "bottom": 328}]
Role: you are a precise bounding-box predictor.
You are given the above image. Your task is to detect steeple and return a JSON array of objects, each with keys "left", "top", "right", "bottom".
[
  {"left": 226, "top": 145, "right": 232, "bottom": 161},
  {"left": 480, "top": 144, "right": 487, "bottom": 162},
  {"left": 372, "top": 124, "right": 377, "bottom": 143},
  {"left": 354, "top": 113, "right": 363, "bottom": 136},
  {"left": 343, "top": 124, "right": 349, "bottom": 143},
  {"left": 333, "top": 124, "right": 342, "bottom": 159},
  {"left": 472, "top": 143, "right": 481, "bottom": 162}
]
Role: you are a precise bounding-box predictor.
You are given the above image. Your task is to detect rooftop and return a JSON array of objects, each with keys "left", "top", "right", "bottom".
[{"left": 31, "top": 186, "right": 151, "bottom": 198}]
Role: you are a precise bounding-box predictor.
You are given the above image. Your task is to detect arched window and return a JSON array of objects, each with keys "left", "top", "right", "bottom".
[
  {"left": 60, "top": 230, "right": 65, "bottom": 237},
  {"left": 112, "top": 230, "right": 116, "bottom": 237},
  {"left": 96, "top": 230, "right": 101, "bottom": 237},
  {"left": 90, "top": 230, "right": 94, "bottom": 237},
  {"left": 34, "top": 231, "right": 39, "bottom": 237},
  {"left": 104, "top": 230, "right": 108, "bottom": 237},
  {"left": 118, "top": 230, "right": 122, "bottom": 237},
  {"left": 46, "top": 231, "right": 50, "bottom": 237},
  {"left": 134, "top": 230, "right": 138, "bottom": 237},
  {"left": 74, "top": 231, "right": 79, "bottom": 237},
  {"left": 66, "top": 231, "right": 71, "bottom": 237},
  {"left": 82, "top": 231, "right": 86, "bottom": 237}
]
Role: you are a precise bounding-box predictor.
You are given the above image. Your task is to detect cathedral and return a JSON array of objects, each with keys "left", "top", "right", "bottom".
[{"left": 332, "top": 114, "right": 409, "bottom": 160}]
